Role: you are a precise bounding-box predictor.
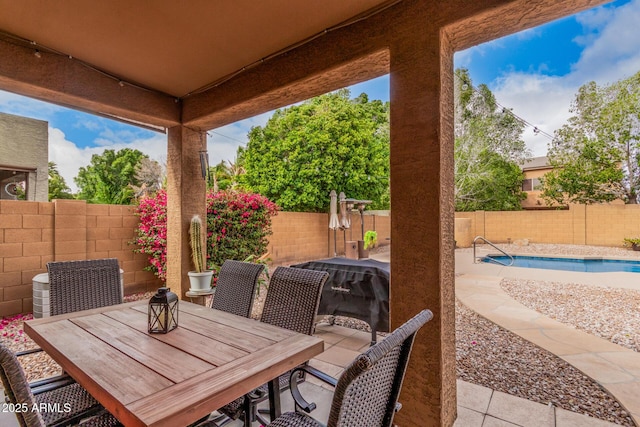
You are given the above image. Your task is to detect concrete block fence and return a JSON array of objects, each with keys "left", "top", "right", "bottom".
[
  {"left": 454, "top": 203, "right": 640, "bottom": 248},
  {"left": 0, "top": 199, "right": 162, "bottom": 316},
  {"left": 0, "top": 199, "right": 390, "bottom": 316},
  {"left": 4, "top": 198, "right": 639, "bottom": 316}
]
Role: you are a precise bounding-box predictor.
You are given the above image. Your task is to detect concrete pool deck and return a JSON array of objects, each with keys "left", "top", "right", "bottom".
[{"left": 456, "top": 250, "right": 640, "bottom": 425}]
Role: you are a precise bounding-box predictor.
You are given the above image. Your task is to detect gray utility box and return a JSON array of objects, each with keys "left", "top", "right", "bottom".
[{"left": 32, "top": 269, "right": 124, "bottom": 318}]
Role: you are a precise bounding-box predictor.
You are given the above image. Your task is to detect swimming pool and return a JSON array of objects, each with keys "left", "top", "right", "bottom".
[{"left": 482, "top": 255, "right": 640, "bottom": 273}]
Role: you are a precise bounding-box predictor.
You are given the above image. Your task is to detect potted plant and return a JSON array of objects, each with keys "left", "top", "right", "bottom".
[
  {"left": 623, "top": 237, "right": 640, "bottom": 251},
  {"left": 187, "top": 215, "right": 214, "bottom": 291},
  {"left": 357, "top": 230, "right": 377, "bottom": 259},
  {"left": 364, "top": 230, "right": 378, "bottom": 250}
]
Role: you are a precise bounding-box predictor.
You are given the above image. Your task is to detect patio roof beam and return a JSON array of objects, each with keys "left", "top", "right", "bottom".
[
  {"left": 178, "top": 0, "right": 410, "bottom": 130},
  {"left": 182, "top": 0, "right": 604, "bottom": 132},
  {"left": 446, "top": 0, "right": 607, "bottom": 52},
  {"left": 182, "top": 49, "right": 389, "bottom": 131},
  {"left": 0, "top": 36, "right": 180, "bottom": 130}
]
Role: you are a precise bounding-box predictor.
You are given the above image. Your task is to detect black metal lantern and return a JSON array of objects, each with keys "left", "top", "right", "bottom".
[{"left": 148, "top": 287, "right": 178, "bottom": 333}]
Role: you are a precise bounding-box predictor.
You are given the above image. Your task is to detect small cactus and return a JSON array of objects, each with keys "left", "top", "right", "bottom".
[{"left": 189, "top": 215, "right": 206, "bottom": 273}]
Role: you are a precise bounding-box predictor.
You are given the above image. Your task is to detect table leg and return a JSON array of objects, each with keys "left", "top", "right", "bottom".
[{"left": 268, "top": 377, "right": 281, "bottom": 421}]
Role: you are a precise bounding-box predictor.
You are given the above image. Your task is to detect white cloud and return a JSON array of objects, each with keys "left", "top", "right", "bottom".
[
  {"left": 570, "top": 0, "right": 640, "bottom": 84},
  {"left": 73, "top": 118, "right": 102, "bottom": 132},
  {"left": 0, "top": 91, "right": 63, "bottom": 121},
  {"left": 458, "top": 26, "right": 540, "bottom": 66},
  {"left": 514, "top": 27, "right": 543, "bottom": 41},
  {"left": 48, "top": 126, "right": 167, "bottom": 193},
  {"left": 493, "top": 73, "right": 576, "bottom": 156},
  {"left": 455, "top": 49, "right": 473, "bottom": 69},
  {"left": 489, "top": 0, "right": 640, "bottom": 157},
  {"left": 94, "top": 127, "right": 151, "bottom": 146},
  {"left": 48, "top": 128, "right": 93, "bottom": 192},
  {"left": 206, "top": 111, "right": 272, "bottom": 165}
]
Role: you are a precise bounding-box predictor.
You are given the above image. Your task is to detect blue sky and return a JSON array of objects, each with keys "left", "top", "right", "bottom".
[{"left": 1, "top": 0, "right": 639, "bottom": 191}]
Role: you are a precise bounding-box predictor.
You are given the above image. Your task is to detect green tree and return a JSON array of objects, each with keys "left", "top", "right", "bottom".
[
  {"left": 454, "top": 68, "right": 529, "bottom": 211},
  {"left": 226, "top": 156, "right": 246, "bottom": 190},
  {"left": 241, "top": 89, "right": 390, "bottom": 212},
  {"left": 208, "top": 156, "right": 245, "bottom": 193},
  {"left": 209, "top": 160, "right": 231, "bottom": 193},
  {"left": 75, "top": 148, "right": 147, "bottom": 204},
  {"left": 48, "top": 161, "right": 74, "bottom": 200},
  {"left": 540, "top": 72, "right": 640, "bottom": 205}
]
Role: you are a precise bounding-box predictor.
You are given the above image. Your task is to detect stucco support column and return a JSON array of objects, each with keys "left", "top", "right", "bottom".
[
  {"left": 166, "top": 125, "right": 208, "bottom": 298},
  {"left": 389, "top": 4, "right": 456, "bottom": 426}
]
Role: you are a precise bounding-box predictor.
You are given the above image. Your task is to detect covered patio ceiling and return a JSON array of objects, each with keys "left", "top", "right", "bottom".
[{"left": 0, "top": 0, "right": 393, "bottom": 98}]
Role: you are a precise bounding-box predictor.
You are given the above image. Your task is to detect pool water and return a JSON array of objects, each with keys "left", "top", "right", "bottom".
[{"left": 482, "top": 255, "right": 640, "bottom": 273}]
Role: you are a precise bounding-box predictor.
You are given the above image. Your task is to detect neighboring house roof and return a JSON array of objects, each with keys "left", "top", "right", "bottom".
[{"left": 521, "top": 156, "right": 550, "bottom": 171}]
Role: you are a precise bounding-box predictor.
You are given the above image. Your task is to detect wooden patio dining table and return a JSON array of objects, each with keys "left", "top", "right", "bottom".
[{"left": 24, "top": 300, "right": 324, "bottom": 427}]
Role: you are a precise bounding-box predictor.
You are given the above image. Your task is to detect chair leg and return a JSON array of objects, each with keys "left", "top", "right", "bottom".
[{"left": 255, "top": 409, "right": 270, "bottom": 427}]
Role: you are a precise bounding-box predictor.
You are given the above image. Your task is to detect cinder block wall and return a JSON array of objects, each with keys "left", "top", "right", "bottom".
[
  {"left": 1, "top": 203, "right": 392, "bottom": 316},
  {"left": 0, "top": 199, "right": 162, "bottom": 316},
  {"left": 268, "top": 212, "right": 328, "bottom": 265},
  {"left": 6, "top": 200, "right": 640, "bottom": 316},
  {"left": 455, "top": 204, "right": 640, "bottom": 247},
  {"left": 0, "top": 200, "right": 52, "bottom": 316},
  {"left": 84, "top": 203, "right": 159, "bottom": 294},
  {"left": 268, "top": 211, "right": 391, "bottom": 265}
]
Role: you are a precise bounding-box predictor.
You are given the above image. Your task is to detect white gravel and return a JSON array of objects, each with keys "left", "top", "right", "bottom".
[{"left": 500, "top": 278, "right": 640, "bottom": 352}]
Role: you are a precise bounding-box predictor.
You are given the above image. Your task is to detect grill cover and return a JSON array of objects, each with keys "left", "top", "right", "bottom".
[{"left": 291, "top": 257, "right": 390, "bottom": 335}]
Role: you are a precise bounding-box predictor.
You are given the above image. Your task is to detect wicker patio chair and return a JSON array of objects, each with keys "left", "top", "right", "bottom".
[
  {"left": 217, "top": 267, "right": 329, "bottom": 427},
  {"left": 268, "top": 309, "right": 434, "bottom": 427},
  {"left": 211, "top": 260, "right": 265, "bottom": 318},
  {"left": 47, "top": 258, "right": 123, "bottom": 316},
  {"left": 17, "top": 259, "right": 125, "bottom": 391},
  {"left": 0, "top": 342, "right": 122, "bottom": 427}
]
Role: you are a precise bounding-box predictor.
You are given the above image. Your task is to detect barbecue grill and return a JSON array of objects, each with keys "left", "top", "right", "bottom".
[{"left": 292, "top": 257, "right": 389, "bottom": 345}]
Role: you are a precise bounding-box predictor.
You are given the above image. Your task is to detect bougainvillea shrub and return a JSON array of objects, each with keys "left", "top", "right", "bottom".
[
  {"left": 133, "top": 189, "right": 168, "bottom": 280},
  {"left": 133, "top": 189, "right": 277, "bottom": 282},
  {"left": 206, "top": 190, "right": 277, "bottom": 273}
]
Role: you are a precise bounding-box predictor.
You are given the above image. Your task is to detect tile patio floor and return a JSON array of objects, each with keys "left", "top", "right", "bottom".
[{"left": 218, "top": 321, "right": 622, "bottom": 426}]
